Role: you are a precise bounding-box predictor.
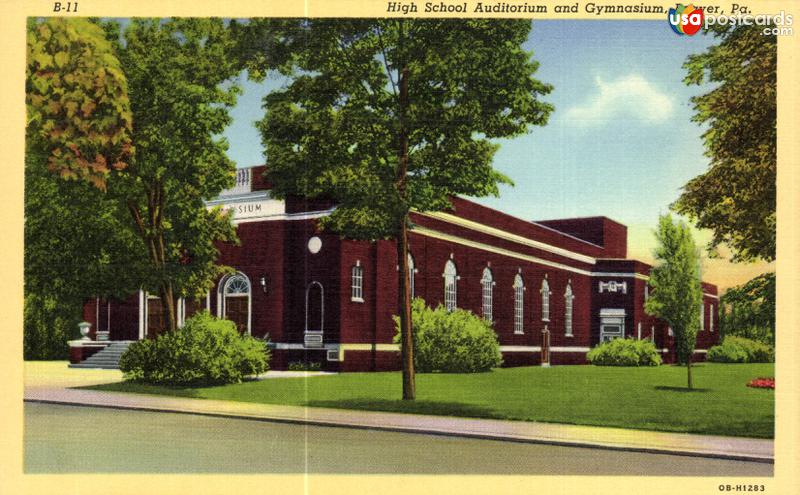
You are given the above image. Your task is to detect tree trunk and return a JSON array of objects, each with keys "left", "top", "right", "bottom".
[
  {"left": 159, "top": 281, "right": 177, "bottom": 333},
  {"left": 397, "top": 216, "right": 415, "bottom": 400},
  {"left": 687, "top": 359, "right": 693, "bottom": 390},
  {"left": 396, "top": 51, "right": 415, "bottom": 400}
]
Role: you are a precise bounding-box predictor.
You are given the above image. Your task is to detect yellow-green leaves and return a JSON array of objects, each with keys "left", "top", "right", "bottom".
[{"left": 27, "top": 18, "right": 134, "bottom": 190}]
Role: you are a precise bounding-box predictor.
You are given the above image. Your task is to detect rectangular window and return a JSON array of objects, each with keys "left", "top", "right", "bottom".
[
  {"left": 709, "top": 304, "right": 714, "bottom": 332},
  {"left": 351, "top": 264, "right": 364, "bottom": 302},
  {"left": 514, "top": 286, "right": 524, "bottom": 334},
  {"left": 482, "top": 282, "right": 493, "bottom": 322},
  {"left": 444, "top": 279, "right": 457, "bottom": 311},
  {"left": 700, "top": 303, "right": 705, "bottom": 331}
]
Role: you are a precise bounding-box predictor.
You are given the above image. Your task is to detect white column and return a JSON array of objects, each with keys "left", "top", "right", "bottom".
[{"left": 138, "top": 290, "right": 145, "bottom": 340}]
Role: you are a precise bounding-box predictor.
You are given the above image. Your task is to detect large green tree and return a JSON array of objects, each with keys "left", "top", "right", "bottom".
[
  {"left": 26, "top": 18, "right": 142, "bottom": 358},
  {"left": 645, "top": 215, "right": 704, "bottom": 389},
  {"left": 108, "top": 18, "right": 241, "bottom": 332},
  {"left": 673, "top": 25, "right": 776, "bottom": 262},
  {"left": 247, "top": 20, "right": 553, "bottom": 399},
  {"left": 26, "top": 18, "right": 241, "bottom": 346}
]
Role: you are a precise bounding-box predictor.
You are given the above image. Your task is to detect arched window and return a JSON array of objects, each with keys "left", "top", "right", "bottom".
[
  {"left": 564, "top": 283, "right": 574, "bottom": 336},
  {"left": 513, "top": 273, "right": 524, "bottom": 334},
  {"left": 408, "top": 253, "right": 416, "bottom": 299},
  {"left": 481, "top": 267, "right": 494, "bottom": 321},
  {"left": 218, "top": 272, "right": 251, "bottom": 334},
  {"left": 351, "top": 261, "right": 364, "bottom": 302},
  {"left": 443, "top": 259, "right": 458, "bottom": 311},
  {"left": 540, "top": 278, "right": 551, "bottom": 322}
]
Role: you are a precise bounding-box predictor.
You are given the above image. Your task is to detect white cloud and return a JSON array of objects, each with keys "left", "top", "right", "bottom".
[{"left": 563, "top": 74, "right": 675, "bottom": 125}]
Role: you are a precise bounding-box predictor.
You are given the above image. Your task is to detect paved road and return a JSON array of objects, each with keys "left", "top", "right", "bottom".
[{"left": 24, "top": 402, "right": 773, "bottom": 475}]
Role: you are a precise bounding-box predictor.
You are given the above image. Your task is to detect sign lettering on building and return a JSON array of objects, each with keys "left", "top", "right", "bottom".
[{"left": 598, "top": 281, "right": 627, "bottom": 294}]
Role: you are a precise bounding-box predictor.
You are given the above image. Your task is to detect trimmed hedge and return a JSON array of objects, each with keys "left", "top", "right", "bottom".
[
  {"left": 394, "top": 298, "right": 502, "bottom": 373},
  {"left": 707, "top": 336, "right": 774, "bottom": 363},
  {"left": 587, "top": 338, "right": 662, "bottom": 366},
  {"left": 120, "top": 311, "right": 269, "bottom": 386}
]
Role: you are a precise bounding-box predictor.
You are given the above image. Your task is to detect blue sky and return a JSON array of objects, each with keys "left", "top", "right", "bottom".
[{"left": 220, "top": 21, "right": 771, "bottom": 287}]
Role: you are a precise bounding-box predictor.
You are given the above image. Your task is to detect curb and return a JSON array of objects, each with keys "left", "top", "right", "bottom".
[{"left": 24, "top": 398, "right": 774, "bottom": 465}]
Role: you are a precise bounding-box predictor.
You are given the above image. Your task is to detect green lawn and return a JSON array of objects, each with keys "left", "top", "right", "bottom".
[{"left": 86, "top": 363, "right": 775, "bottom": 438}]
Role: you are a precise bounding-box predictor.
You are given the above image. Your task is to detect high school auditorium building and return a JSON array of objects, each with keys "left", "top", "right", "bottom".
[{"left": 74, "top": 166, "right": 720, "bottom": 370}]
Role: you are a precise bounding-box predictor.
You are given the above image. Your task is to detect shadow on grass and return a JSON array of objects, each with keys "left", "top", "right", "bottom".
[
  {"left": 653, "top": 386, "right": 711, "bottom": 393},
  {"left": 306, "top": 398, "right": 502, "bottom": 419}
]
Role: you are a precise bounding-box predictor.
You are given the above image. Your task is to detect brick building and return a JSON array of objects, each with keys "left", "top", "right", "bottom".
[{"left": 74, "top": 166, "right": 720, "bottom": 370}]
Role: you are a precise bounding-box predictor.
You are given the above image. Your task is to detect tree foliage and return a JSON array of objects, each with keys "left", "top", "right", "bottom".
[
  {"left": 247, "top": 19, "right": 552, "bottom": 398},
  {"left": 24, "top": 139, "right": 147, "bottom": 359},
  {"left": 673, "top": 25, "right": 776, "bottom": 262},
  {"left": 108, "top": 18, "right": 241, "bottom": 331},
  {"left": 26, "top": 18, "right": 134, "bottom": 189},
  {"left": 25, "top": 18, "right": 242, "bottom": 351},
  {"left": 719, "top": 272, "right": 775, "bottom": 344},
  {"left": 645, "top": 215, "right": 703, "bottom": 388}
]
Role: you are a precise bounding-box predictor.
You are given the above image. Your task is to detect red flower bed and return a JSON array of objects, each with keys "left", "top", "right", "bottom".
[{"left": 747, "top": 377, "right": 775, "bottom": 389}]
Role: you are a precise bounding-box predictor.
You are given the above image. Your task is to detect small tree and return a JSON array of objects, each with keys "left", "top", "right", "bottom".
[{"left": 645, "top": 215, "right": 703, "bottom": 389}]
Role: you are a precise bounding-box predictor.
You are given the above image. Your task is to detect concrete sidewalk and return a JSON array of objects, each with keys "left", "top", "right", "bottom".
[{"left": 23, "top": 362, "right": 774, "bottom": 464}]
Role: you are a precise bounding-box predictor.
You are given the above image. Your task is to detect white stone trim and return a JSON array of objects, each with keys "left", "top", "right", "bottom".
[
  {"left": 550, "top": 346, "right": 591, "bottom": 353},
  {"left": 233, "top": 209, "right": 334, "bottom": 225},
  {"left": 417, "top": 211, "right": 598, "bottom": 265},
  {"left": 413, "top": 226, "right": 595, "bottom": 277},
  {"left": 592, "top": 272, "right": 649, "bottom": 281}
]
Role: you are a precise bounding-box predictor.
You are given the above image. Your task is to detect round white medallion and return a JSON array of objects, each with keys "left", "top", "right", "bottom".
[{"left": 307, "top": 236, "right": 322, "bottom": 254}]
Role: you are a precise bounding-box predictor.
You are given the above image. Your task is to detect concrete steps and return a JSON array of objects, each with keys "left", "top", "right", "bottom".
[{"left": 69, "top": 342, "right": 133, "bottom": 369}]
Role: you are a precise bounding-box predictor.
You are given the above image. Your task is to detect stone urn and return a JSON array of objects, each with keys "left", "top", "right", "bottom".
[{"left": 78, "top": 321, "right": 92, "bottom": 341}]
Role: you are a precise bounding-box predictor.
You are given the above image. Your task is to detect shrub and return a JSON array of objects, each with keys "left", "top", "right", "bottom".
[
  {"left": 394, "top": 298, "right": 502, "bottom": 373},
  {"left": 120, "top": 311, "right": 269, "bottom": 386},
  {"left": 707, "top": 336, "right": 774, "bottom": 363},
  {"left": 587, "top": 338, "right": 662, "bottom": 366}
]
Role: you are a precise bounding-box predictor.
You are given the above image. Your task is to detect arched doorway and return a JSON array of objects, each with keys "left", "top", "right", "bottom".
[
  {"left": 219, "top": 273, "right": 251, "bottom": 334},
  {"left": 304, "top": 281, "right": 324, "bottom": 347}
]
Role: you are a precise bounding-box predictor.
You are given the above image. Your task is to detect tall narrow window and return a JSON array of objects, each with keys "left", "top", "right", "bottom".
[
  {"left": 540, "top": 278, "right": 551, "bottom": 322},
  {"left": 700, "top": 302, "right": 705, "bottom": 331},
  {"left": 564, "top": 283, "right": 574, "bottom": 336},
  {"left": 513, "top": 274, "right": 524, "bottom": 334},
  {"left": 481, "top": 267, "right": 494, "bottom": 322},
  {"left": 443, "top": 259, "right": 457, "bottom": 311},
  {"left": 351, "top": 262, "right": 364, "bottom": 302},
  {"left": 408, "top": 253, "right": 415, "bottom": 300},
  {"left": 709, "top": 304, "right": 714, "bottom": 332}
]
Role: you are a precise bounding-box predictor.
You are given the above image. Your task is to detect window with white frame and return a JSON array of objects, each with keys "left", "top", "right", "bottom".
[
  {"left": 564, "top": 283, "right": 574, "bottom": 336},
  {"left": 513, "top": 273, "right": 524, "bottom": 334},
  {"left": 710, "top": 304, "right": 714, "bottom": 332},
  {"left": 219, "top": 273, "right": 251, "bottom": 334},
  {"left": 481, "top": 267, "right": 494, "bottom": 322},
  {"left": 408, "top": 253, "right": 416, "bottom": 299},
  {"left": 644, "top": 284, "right": 649, "bottom": 301},
  {"left": 351, "top": 262, "right": 364, "bottom": 302},
  {"left": 443, "top": 260, "right": 458, "bottom": 311},
  {"left": 700, "top": 302, "right": 704, "bottom": 331},
  {"left": 540, "top": 278, "right": 551, "bottom": 322}
]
